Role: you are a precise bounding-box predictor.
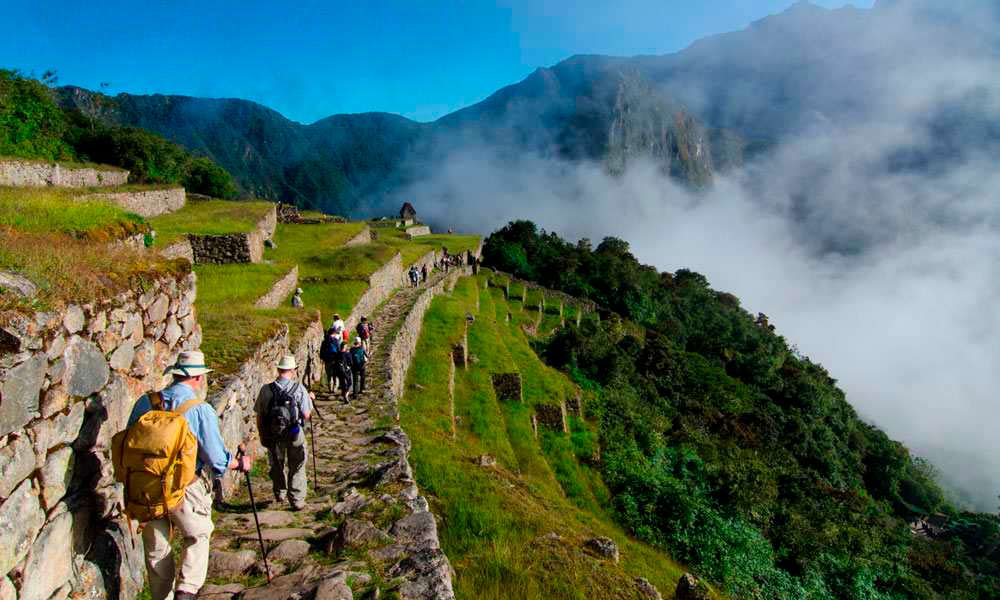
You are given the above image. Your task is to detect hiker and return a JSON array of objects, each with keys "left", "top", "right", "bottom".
[
  {"left": 331, "top": 313, "right": 345, "bottom": 337},
  {"left": 291, "top": 287, "right": 304, "bottom": 308},
  {"left": 408, "top": 265, "right": 419, "bottom": 287},
  {"left": 319, "top": 327, "right": 341, "bottom": 392},
  {"left": 119, "top": 351, "right": 250, "bottom": 600},
  {"left": 254, "top": 355, "right": 314, "bottom": 511},
  {"left": 356, "top": 316, "right": 373, "bottom": 355},
  {"left": 350, "top": 336, "right": 368, "bottom": 395},
  {"left": 421, "top": 263, "right": 428, "bottom": 283},
  {"left": 337, "top": 342, "right": 353, "bottom": 402}
]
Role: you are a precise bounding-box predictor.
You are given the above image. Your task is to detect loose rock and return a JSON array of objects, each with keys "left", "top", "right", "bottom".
[
  {"left": 270, "top": 538, "right": 310, "bottom": 562},
  {"left": 635, "top": 577, "right": 663, "bottom": 600},
  {"left": 583, "top": 536, "right": 619, "bottom": 563},
  {"left": 675, "top": 573, "right": 710, "bottom": 600},
  {"left": 207, "top": 549, "right": 257, "bottom": 578}
]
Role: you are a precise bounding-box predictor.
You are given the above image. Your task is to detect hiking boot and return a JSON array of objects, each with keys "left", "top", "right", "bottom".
[
  {"left": 290, "top": 500, "right": 306, "bottom": 511},
  {"left": 275, "top": 492, "right": 287, "bottom": 503}
]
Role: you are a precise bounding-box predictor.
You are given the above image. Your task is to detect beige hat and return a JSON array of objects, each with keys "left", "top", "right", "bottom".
[
  {"left": 165, "top": 350, "right": 213, "bottom": 377},
  {"left": 276, "top": 355, "right": 297, "bottom": 370},
  {"left": 353, "top": 337, "right": 362, "bottom": 345}
]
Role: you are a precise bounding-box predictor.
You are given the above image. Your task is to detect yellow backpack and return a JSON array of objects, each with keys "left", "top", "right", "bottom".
[{"left": 111, "top": 391, "right": 201, "bottom": 522}]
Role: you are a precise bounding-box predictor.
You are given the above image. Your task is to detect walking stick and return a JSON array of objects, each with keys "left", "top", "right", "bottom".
[
  {"left": 237, "top": 447, "right": 271, "bottom": 582},
  {"left": 310, "top": 418, "right": 319, "bottom": 494}
]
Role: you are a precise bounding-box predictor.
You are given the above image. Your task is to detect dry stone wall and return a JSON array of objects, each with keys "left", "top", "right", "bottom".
[
  {"left": 187, "top": 205, "right": 277, "bottom": 265},
  {"left": 346, "top": 253, "right": 404, "bottom": 332},
  {"left": 255, "top": 266, "right": 299, "bottom": 309},
  {"left": 0, "top": 160, "right": 128, "bottom": 188},
  {"left": 78, "top": 187, "right": 186, "bottom": 218},
  {"left": 160, "top": 239, "right": 194, "bottom": 262},
  {"left": 404, "top": 225, "right": 431, "bottom": 239},
  {"left": 0, "top": 271, "right": 200, "bottom": 599},
  {"left": 344, "top": 226, "right": 374, "bottom": 247}
]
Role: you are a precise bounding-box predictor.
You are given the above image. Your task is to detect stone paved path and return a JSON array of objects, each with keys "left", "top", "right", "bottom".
[{"left": 201, "top": 273, "right": 455, "bottom": 600}]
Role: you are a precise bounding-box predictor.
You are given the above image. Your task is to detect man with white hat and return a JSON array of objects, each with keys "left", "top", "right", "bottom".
[
  {"left": 291, "top": 287, "right": 304, "bottom": 308},
  {"left": 126, "top": 350, "right": 250, "bottom": 600},
  {"left": 254, "top": 354, "right": 314, "bottom": 510}
]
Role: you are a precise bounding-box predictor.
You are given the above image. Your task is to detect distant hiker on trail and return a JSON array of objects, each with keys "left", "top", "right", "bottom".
[
  {"left": 350, "top": 336, "right": 368, "bottom": 395},
  {"left": 291, "top": 287, "right": 304, "bottom": 308},
  {"left": 356, "top": 316, "right": 373, "bottom": 355},
  {"left": 117, "top": 351, "right": 250, "bottom": 600},
  {"left": 421, "top": 263, "right": 428, "bottom": 283},
  {"left": 338, "top": 342, "right": 353, "bottom": 402},
  {"left": 408, "top": 265, "right": 419, "bottom": 287},
  {"left": 331, "top": 313, "right": 345, "bottom": 337},
  {"left": 255, "top": 355, "right": 314, "bottom": 511},
  {"left": 319, "top": 327, "right": 341, "bottom": 392}
]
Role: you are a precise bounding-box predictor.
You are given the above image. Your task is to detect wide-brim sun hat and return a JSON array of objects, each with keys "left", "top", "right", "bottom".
[
  {"left": 276, "top": 355, "right": 297, "bottom": 370},
  {"left": 165, "top": 350, "right": 213, "bottom": 377}
]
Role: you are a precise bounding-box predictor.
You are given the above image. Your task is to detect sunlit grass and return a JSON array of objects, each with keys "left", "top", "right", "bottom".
[
  {"left": 148, "top": 197, "right": 275, "bottom": 246},
  {"left": 0, "top": 186, "right": 146, "bottom": 239}
]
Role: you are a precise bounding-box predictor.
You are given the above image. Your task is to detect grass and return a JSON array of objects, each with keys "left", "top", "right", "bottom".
[
  {"left": 0, "top": 186, "right": 147, "bottom": 240},
  {"left": 0, "top": 229, "right": 188, "bottom": 312},
  {"left": 398, "top": 273, "right": 690, "bottom": 600},
  {"left": 147, "top": 198, "right": 275, "bottom": 246},
  {"left": 376, "top": 227, "right": 480, "bottom": 267}
]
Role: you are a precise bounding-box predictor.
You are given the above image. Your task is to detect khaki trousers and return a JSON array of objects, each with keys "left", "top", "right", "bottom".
[
  {"left": 268, "top": 433, "right": 308, "bottom": 504},
  {"left": 142, "top": 478, "right": 214, "bottom": 599}
]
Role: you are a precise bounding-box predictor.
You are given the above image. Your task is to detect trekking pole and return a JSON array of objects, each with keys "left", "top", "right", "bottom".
[
  {"left": 310, "top": 418, "right": 319, "bottom": 494},
  {"left": 238, "top": 447, "right": 271, "bottom": 582}
]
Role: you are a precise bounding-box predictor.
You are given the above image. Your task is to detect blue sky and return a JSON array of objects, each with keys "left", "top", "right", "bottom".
[{"left": 1, "top": 1, "right": 873, "bottom": 123}]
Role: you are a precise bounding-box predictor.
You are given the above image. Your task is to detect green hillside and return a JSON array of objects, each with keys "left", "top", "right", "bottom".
[{"left": 481, "top": 220, "right": 1000, "bottom": 599}]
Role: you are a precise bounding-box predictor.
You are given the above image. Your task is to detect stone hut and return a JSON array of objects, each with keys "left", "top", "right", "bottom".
[{"left": 399, "top": 202, "right": 417, "bottom": 221}]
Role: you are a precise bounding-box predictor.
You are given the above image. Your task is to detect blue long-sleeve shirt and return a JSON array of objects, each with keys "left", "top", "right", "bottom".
[{"left": 127, "top": 382, "right": 232, "bottom": 477}]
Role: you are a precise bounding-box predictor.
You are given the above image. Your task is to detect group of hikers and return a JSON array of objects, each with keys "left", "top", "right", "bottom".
[
  {"left": 113, "top": 314, "right": 376, "bottom": 597},
  {"left": 110, "top": 248, "right": 484, "bottom": 598}
]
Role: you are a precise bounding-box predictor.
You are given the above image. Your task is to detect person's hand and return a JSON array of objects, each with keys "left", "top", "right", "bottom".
[
  {"left": 234, "top": 453, "right": 252, "bottom": 472},
  {"left": 309, "top": 391, "right": 316, "bottom": 400}
]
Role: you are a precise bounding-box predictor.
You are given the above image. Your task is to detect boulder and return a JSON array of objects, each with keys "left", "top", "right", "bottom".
[
  {"left": 315, "top": 577, "right": 354, "bottom": 600},
  {"left": 674, "top": 573, "right": 710, "bottom": 600},
  {"left": 39, "top": 446, "right": 74, "bottom": 510},
  {"left": 0, "top": 352, "right": 46, "bottom": 437},
  {"left": 87, "top": 522, "right": 145, "bottom": 599},
  {"left": 63, "top": 305, "right": 85, "bottom": 334},
  {"left": 391, "top": 511, "right": 439, "bottom": 551},
  {"left": 63, "top": 336, "right": 110, "bottom": 398},
  {"left": 583, "top": 536, "right": 619, "bottom": 563},
  {"left": 635, "top": 577, "right": 663, "bottom": 600},
  {"left": 0, "top": 478, "right": 45, "bottom": 575},
  {"left": 19, "top": 511, "right": 73, "bottom": 600},
  {"left": 387, "top": 548, "right": 457, "bottom": 600},
  {"left": 270, "top": 539, "right": 310, "bottom": 562},
  {"left": 207, "top": 549, "right": 257, "bottom": 578},
  {"left": 108, "top": 342, "right": 135, "bottom": 372},
  {"left": 0, "top": 270, "right": 37, "bottom": 298},
  {"left": 326, "top": 519, "right": 391, "bottom": 554},
  {"left": 0, "top": 435, "right": 36, "bottom": 498}
]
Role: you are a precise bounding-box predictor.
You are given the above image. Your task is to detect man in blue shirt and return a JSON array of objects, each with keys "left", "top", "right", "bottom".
[{"left": 127, "top": 350, "right": 249, "bottom": 600}]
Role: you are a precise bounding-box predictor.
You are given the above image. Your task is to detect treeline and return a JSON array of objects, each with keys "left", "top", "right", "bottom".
[
  {"left": 0, "top": 69, "right": 236, "bottom": 198},
  {"left": 484, "top": 221, "right": 1000, "bottom": 599}
]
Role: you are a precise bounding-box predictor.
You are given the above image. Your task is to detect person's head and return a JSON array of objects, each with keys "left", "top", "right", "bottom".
[
  {"left": 276, "top": 355, "right": 297, "bottom": 379},
  {"left": 333, "top": 313, "right": 341, "bottom": 321},
  {"left": 295, "top": 288, "right": 303, "bottom": 295},
  {"left": 353, "top": 337, "right": 362, "bottom": 347},
  {"left": 361, "top": 316, "right": 367, "bottom": 323},
  {"left": 341, "top": 342, "right": 350, "bottom": 352},
  {"left": 327, "top": 327, "right": 336, "bottom": 337},
  {"left": 166, "top": 351, "right": 213, "bottom": 399}
]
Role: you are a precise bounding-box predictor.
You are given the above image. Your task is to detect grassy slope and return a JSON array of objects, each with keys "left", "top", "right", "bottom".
[
  {"left": 0, "top": 186, "right": 146, "bottom": 239},
  {"left": 377, "top": 227, "right": 480, "bottom": 267},
  {"left": 400, "top": 275, "right": 689, "bottom": 600},
  {"left": 148, "top": 198, "right": 275, "bottom": 246}
]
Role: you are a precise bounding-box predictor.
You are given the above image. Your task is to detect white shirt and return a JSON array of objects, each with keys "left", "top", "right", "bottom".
[{"left": 331, "top": 318, "right": 345, "bottom": 334}]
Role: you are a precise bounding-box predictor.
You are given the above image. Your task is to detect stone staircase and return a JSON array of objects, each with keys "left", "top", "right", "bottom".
[{"left": 202, "top": 272, "right": 458, "bottom": 600}]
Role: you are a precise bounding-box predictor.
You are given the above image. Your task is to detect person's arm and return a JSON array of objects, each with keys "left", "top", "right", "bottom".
[
  {"left": 297, "top": 383, "right": 313, "bottom": 420},
  {"left": 126, "top": 394, "right": 152, "bottom": 427},
  {"left": 193, "top": 405, "right": 235, "bottom": 477}
]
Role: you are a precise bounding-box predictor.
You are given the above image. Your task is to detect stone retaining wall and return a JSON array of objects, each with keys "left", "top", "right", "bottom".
[
  {"left": 255, "top": 266, "right": 299, "bottom": 309},
  {"left": 535, "top": 402, "right": 569, "bottom": 433},
  {"left": 0, "top": 160, "right": 128, "bottom": 188},
  {"left": 188, "top": 205, "right": 277, "bottom": 265},
  {"left": 345, "top": 253, "right": 404, "bottom": 332},
  {"left": 78, "top": 187, "right": 186, "bottom": 218},
  {"left": 161, "top": 239, "right": 194, "bottom": 263},
  {"left": 386, "top": 268, "right": 467, "bottom": 403},
  {"left": 404, "top": 225, "right": 431, "bottom": 239},
  {"left": 344, "top": 226, "right": 373, "bottom": 247},
  {"left": 0, "top": 272, "right": 200, "bottom": 599}
]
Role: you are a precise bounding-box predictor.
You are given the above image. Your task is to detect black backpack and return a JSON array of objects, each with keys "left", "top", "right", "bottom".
[
  {"left": 262, "top": 382, "right": 300, "bottom": 445},
  {"left": 320, "top": 336, "right": 339, "bottom": 362}
]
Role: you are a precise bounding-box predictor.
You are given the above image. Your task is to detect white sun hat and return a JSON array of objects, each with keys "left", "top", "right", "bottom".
[
  {"left": 165, "top": 350, "right": 213, "bottom": 377},
  {"left": 276, "top": 355, "right": 297, "bottom": 370}
]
